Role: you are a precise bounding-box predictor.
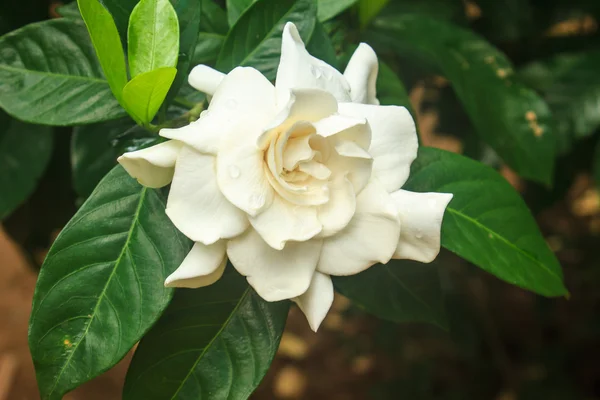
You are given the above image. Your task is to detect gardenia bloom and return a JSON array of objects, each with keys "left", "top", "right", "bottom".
[{"left": 118, "top": 22, "right": 453, "bottom": 331}]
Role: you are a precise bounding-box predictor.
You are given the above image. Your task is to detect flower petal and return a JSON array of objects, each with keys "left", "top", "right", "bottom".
[
  {"left": 188, "top": 64, "right": 225, "bottom": 96},
  {"left": 327, "top": 140, "right": 373, "bottom": 194},
  {"left": 317, "top": 179, "right": 401, "bottom": 276},
  {"left": 339, "top": 103, "right": 418, "bottom": 193},
  {"left": 166, "top": 146, "right": 248, "bottom": 245},
  {"left": 249, "top": 195, "right": 322, "bottom": 250},
  {"left": 391, "top": 190, "right": 453, "bottom": 263},
  {"left": 292, "top": 272, "right": 334, "bottom": 332},
  {"left": 343, "top": 43, "right": 380, "bottom": 105},
  {"left": 313, "top": 114, "right": 371, "bottom": 150},
  {"left": 276, "top": 22, "right": 351, "bottom": 106},
  {"left": 164, "top": 241, "right": 226, "bottom": 288},
  {"left": 317, "top": 175, "right": 356, "bottom": 237},
  {"left": 117, "top": 140, "right": 182, "bottom": 188},
  {"left": 227, "top": 229, "right": 323, "bottom": 301}
]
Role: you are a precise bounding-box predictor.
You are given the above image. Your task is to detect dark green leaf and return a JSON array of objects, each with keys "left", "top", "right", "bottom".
[
  {"left": 370, "top": 15, "right": 556, "bottom": 185},
  {"left": 358, "top": 0, "right": 389, "bottom": 28},
  {"left": 123, "top": 267, "right": 289, "bottom": 400},
  {"left": 318, "top": 0, "right": 357, "bottom": 22},
  {"left": 78, "top": 0, "right": 128, "bottom": 102},
  {"left": 404, "top": 147, "right": 567, "bottom": 297},
  {"left": 226, "top": 0, "right": 257, "bottom": 26},
  {"left": 200, "top": 0, "right": 229, "bottom": 34},
  {"left": 128, "top": 0, "right": 180, "bottom": 78},
  {"left": 306, "top": 21, "right": 338, "bottom": 68},
  {"left": 29, "top": 166, "right": 191, "bottom": 399},
  {"left": 0, "top": 112, "right": 53, "bottom": 220},
  {"left": 0, "top": 19, "right": 126, "bottom": 125},
  {"left": 334, "top": 259, "right": 446, "bottom": 328},
  {"left": 377, "top": 62, "right": 413, "bottom": 112},
  {"left": 217, "top": 0, "right": 317, "bottom": 79},
  {"left": 70, "top": 118, "right": 144, "bottom": 197},
  {"left": 473, "top": 0, "right": 534, "bottom": 42},
  {"left": 192, "top": 32, "right": 225, "bottom": 65},
  {"left": 56, "top": 2, "right": 81, "bottom": 18},
  {"left": 520, "top": 51, "right": 600, "bottom": 154},
  {"left": 122, "top": 67, "right": 178, "bottom": 124}
]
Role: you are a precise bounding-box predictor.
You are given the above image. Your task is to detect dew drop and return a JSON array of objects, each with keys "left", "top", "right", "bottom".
[
  {"left": 228, "top": 165, "right": 241, "bottom": 179},
  {"left": 415, "top": 229, "right": 424, "bottom": 239},
  {"left": 249, "top": 193, "right": 265, "bottom": 210}
]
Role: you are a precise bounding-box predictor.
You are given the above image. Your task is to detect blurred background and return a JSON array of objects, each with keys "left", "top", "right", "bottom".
[{"left": 1, "top": 0, "right": 600, "bottom": 399}]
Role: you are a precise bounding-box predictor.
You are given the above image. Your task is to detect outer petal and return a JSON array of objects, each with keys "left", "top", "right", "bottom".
[
  {"left": 249, "top": 196, "right": 322, "bottom": 250},
  {"left": 276, "top": 22, "right": 351, "bottom": 106},
  {"left": 343, "top": 43, "right": 380, "bottom": 105},
  {"left": 188, "top": 64, "right": 225, "bottom": 96},
  {"left": 317, "top": 175, "right": 356, "bottom": 237},
  {"left": 227, "top": 229, "right": 323, "bottom": 302},
  {"left": 317, "top": 179, "right": 401, "bottom": 276},
  {"left": 117, "top": 141, "right": 182, "bottom": 188},
  {"left": 391, "top": 190, "right": 453, "bottom": 263},
  {"left": 166, "top": 146, "right": 248, "bottom": 245},
  {"left": 292, "top": 272, "right": 334, "bottom": 332},
  {"left": 313, "top": 114, "right": 371, "bottom": 150},
  {"left": 165, "top": 241, "right": 226, "bottom": 288},
  {"left": 338, "top": 103, "right": 418, "bottom": 193}
]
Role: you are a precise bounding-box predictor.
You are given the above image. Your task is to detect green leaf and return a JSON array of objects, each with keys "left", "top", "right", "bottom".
[
  {"left": 0, "top": 112, "right": 53, "bottom": 220},
  {"left": 122, "top": 67, "right": 178, "bottom": 125},
  {"left": 29, "top": 165, "right": 192, "bottom": 399},
  {"left": 217, "top": 0, "right": 317, "bottom": 79},
  {"left": 377, "top": 62, "right": 413, "bottom": 112},
  {"left": 358, "top": 0, "right": 389, "bottom": 28},
  {"left": 370, "top": 15, "right": 556, "bottom": 185},
  {"left": 123, "top": 267, "right": 289, "bottom": 399},
  {"left": 71, "top": 118, "right": 153, "bottom": 198},
  {"left": 520, "top": 51, "right": 600, "bottom": 154},
  {"left": 318, "top": 0, "right": 357, "bottom": 22},
  {"left": 128, "top": 0, "right": 180, "bottom": 78},
  {"left": 226, "top": 0, "right": 257, "bottom": 26},
  {"left": 56, "top": 2, "right": 81, "bottom": 18},
  {"left": 200, "top": 0, "right": 229, "bottom": 34},
  {"left": 78, "top": 0, "right": 128, "bottom": 102},
  {"left": 306, "top": 21, "right": 338, "bottom": 68},
  {"left": 0, "top": 19, "right": 126, "bottom": 125},
  {"left": 404, "top": 147, "right": 567, "bottom": 297},
  {"left": 97, "top": 0, "right": 138, "bottom": 38},
  {"left": 192, "top": 32, "right": 225, "bottom": 65},
  {"left": 334, "top": 259, "right": 446, "bottom": 328}
]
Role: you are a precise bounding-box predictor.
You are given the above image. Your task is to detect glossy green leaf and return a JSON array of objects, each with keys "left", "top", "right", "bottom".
[
  {"left": 200, "top": 0, "right": 229, "bottom": 34},
  {"left": 78, "top": 0, "right": 128, "bottom": 102},
  {"left": 520, "top": 51, "right": 600, "bottom": 154},
  {"left": 71, "top": 118, "right": 152, "bottom": 198},
  {"left": 29, "top": 166, "right": 192, "bottom": 400},
  {"left": 0, "top": 112, "right": 53, "bottom": 220},
  {"left": 128, "top": 0, "right": 180, "bottom": 78},
  {"left": 217, "top": 0, "right": 317, "bottom": 79},
  {"left": 370, "top": 15, "right": 556, "bottom": 185},
  {"left": 334, "top": 259, "right": 446, "bottom": 328},
  {"left": 192, "top": 32, "right": 225, "bottom": 65},
  {"left": 123, "top": 267, "right": 289, "bottom": 399},
  {"left": 403, "top": 147, "right": 567, "bottom": 297},
  {"left": 0, "top": 19, "right": 126, "bottom": 125},
  {"left": 226, "top": 0, "right": 257, "bottom": 26},
  {"left": 318, "top": 0, "right": 357, "bottom": 22},
  {"left": 122, "top": 67, "right": 178, "bottom": 125}
]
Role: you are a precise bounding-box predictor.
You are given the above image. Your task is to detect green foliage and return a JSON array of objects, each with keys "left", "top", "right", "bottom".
[
  {"left": 217, "top": 0, "right": 317, "bottom": 79},
  {"left": 0, "top": 19, "right": 126, "bottom": 125},
  {"left": 318, "top": 0, "right": 358, "bottom": 22},
  {"left": 404, "top": 148, "right": 567, "bottom": 297},
  {"left": 123, "top": 268, "right": 289, "bottom": 399},
  {"left": 28, "top": 166, "right": 192, "bottom": 399},
  {"left": 193, "top": 32, "right": 226, "bottom": 65},
  {"left": 227, "top": 0, "right": 257, "bottom": 26},
  {"left": 122, "top": 67, "right": 178, "bottom": 125},
  {"left": 369, "top": 14, "right": 556, "bottom": 185},
  {"left": 0, "top": 112, "right": 53, "bottom": 219},
  {"left": 128, "top": 0, "right": 180, "bottom": 78}
]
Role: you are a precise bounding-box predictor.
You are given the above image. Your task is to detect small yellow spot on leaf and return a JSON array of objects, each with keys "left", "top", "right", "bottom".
[
  {"left": 484, "top": 56, "right": 495, "bottom": 64},
  {"left": 63, "top": 339, "right": 72, "bottom": 348},
  {"left": 525, "top": 111, "right": 537, "bottom": 121},
  {"left": 496, "top": 69, "right": 508, "bottom": 78}
]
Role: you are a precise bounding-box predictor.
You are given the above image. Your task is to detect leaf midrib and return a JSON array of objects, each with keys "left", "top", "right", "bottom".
[{"left": 46, "top": 187, "right": 148, "bottom": 398}]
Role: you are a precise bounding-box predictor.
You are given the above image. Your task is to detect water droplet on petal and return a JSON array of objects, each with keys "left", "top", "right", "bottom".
[
  {"left": 226, "top": 98, "right": 237, "bottom": 109},
  {"left": 415, "top": 229, "right": 424, "bottom": 239},
  {"left": 249, "top": 193, "right": 265, "bottom": 210},
  {"left": 228, "top": 165, "right": 241, "bottom": 179}
]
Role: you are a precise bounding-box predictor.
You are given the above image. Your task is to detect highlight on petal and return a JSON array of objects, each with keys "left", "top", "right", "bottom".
[
  {"left": 317, "top": 179, "right": 401, "bottom": 276},
  {"left": 166, "top": 146, "right": 248, "bottom": 245},
  {"left": 188, "top": 64, "right": 225, "bottom": 96},
  {"left": 276, "top": 22, "right": 351, "bottom": 106},
  {"left": 344, "top": 43, "right": 380, "bottom": 105},
  {"left": 165, "top": 241, "right": 227, "bottom": 288},
  {"left": 391, "top": 189, "right": 453, "bottom": 263},
  {"left": 227, "top": 229, "right": 323, "bottom": 302},
  {"left": 250, "top": 195, "right": 322, "bottom": 250},
  {"left": 339, "top": 103, "right": 418, "bottom": 193},
  {"left": 117, "top": 140, "right": 182, "bottom": 188},
  {"left": 292, "top": 272, "right": 334, "bottom": 332}
]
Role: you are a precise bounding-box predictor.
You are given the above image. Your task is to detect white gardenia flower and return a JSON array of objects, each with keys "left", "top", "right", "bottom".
[{"left": 118, "top": 22, "right": 453, "bottom": 332}]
